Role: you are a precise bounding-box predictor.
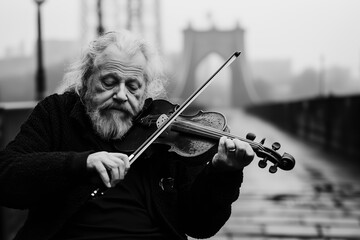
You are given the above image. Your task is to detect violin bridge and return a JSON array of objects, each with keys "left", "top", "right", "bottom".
[{"left": 156, "top": 114, "right": 169, "bottom": 128}]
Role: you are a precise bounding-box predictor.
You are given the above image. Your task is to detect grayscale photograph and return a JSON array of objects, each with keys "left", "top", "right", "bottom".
[{"left": 0, "top": 0, "right": 359, "bottom": 240}]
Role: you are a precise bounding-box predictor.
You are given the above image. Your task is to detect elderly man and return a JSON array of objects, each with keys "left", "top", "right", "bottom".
[{"left": 0, "top": 30, "right": 254, "bottom": 240}]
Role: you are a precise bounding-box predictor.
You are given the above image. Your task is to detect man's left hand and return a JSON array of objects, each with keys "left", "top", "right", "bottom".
[{"left": 212, "top": 136, "right": 255, "bottom": 171}]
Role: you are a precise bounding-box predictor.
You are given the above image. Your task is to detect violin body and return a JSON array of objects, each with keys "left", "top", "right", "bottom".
[
  {"left": 115, "top": 99, "right": 226, "bottom": 160},
  {"left": 159, "top": 110, "right": 229, "bottom": 157}
]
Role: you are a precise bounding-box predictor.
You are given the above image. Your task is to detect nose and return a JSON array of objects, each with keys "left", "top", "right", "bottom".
[{"left": 113, "top": 83, "right": 128, "bottom": 102}]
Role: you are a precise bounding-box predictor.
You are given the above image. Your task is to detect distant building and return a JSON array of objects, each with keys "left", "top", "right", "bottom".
[
  {"left": 0, "top": 56, "right": 35, "bottom": 79},
  {"left": 42, "top": 40, "right": 81, "bottom": 66},
  {"left": 0, "top": 40, "right": 79, "bottom": 102},
  {"left": 325, "top": 66, "right": 353, "bottom": 95},
  {"left": 0, "top": 40, "right": 79, "bottom": 79}
]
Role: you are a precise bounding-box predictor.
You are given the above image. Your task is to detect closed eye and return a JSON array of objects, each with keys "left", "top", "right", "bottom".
[
  {"left": 100, "top": 75, "right": 118, "bottom": 89},
  {"left": 126, "top": 79, "right": 142, "bottom": 91}
]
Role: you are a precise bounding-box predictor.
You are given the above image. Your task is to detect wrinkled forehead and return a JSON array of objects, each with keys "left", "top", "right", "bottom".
[{"left": 94, "top": 44, "right": 147, "bottom": 72}]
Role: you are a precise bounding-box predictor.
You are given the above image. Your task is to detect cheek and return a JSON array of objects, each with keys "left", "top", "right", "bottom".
[
  {"left": 130, "top": 87, "right": 146, "bottom": 102},
  {"left": 91, "top": 87, "right": 114, "bottom": 106},
  {"left": 127, "top": 88, "right": 146, "bottom": 110}
]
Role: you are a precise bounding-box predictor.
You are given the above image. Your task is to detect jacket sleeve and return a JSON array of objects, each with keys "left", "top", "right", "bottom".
[
  {"left": 0, "top": 97, "right": 91, "bottom": 209},
  {"left": 181, "top": 158, "right": 243, "bottom": 239}
]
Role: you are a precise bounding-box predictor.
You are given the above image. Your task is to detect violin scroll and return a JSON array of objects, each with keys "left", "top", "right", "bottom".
[
  {"left": 280, "top": 152, "right": 296, "bottom": 171},
  {"left": 245, "top": 132, "right": 295, "bottom": 173},
  {"left": 255, "top": 140, "right": 295, "bottom": 173}
]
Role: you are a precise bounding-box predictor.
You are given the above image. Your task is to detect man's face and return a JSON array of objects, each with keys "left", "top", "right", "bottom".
[{"left": 84, "top": 44, "right": 147, "bottom": 140}]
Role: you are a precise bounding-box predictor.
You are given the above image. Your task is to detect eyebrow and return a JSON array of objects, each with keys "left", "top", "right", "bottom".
[
  {"left": 100, "top": 72, "right": 142, "bottom": 83},
  {"left": 100, "top": 72, "right": 119, "bottom": 80}
]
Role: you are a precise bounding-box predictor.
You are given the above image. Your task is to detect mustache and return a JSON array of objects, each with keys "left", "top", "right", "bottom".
[{"left": 99, "top": 102, "right": 134, "bottom": 116}]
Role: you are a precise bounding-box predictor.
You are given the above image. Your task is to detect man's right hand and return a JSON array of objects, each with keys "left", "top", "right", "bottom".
[{"left": 87, "top": 151, "right": 130, "bottom": 188}]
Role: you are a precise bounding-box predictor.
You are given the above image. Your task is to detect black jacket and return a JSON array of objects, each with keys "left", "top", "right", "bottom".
[{"left": 0, "top": 92, "right": 243, "bottom": 240}]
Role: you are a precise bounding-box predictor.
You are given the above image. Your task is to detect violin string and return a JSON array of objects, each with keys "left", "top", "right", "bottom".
[
  {"left": 170, "top": 120, "right": 288, "bottom": 165},
  {"left": 171, "top": 120, "right": 262, "bottom": 150}
]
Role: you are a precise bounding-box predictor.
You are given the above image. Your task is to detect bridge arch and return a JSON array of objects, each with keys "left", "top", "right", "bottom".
[
  {"left": 177, "top": 25, "right": 258, "bottom": 107},
  {"left": 195, "top": 52, "right": 232, "bottom": 107}
]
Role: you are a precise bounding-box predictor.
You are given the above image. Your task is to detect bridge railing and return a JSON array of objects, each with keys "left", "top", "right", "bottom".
[{"left": 245, "top": 95, "right": 360, "bottom": 157}]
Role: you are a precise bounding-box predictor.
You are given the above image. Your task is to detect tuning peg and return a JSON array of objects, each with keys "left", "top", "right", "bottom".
[
  {"left": 272, "top": 142, "right": 281, "bottom": 151},
  {"left": 260, "top": 138, "right": 266, "bottom": 145},
  {"left": 269, "top": 164, "right": 278, "bottom": 173},
  {"left": 258, "top": 158, "right": 268, "bottom": 168},
  {"left": 246, "top": 132, "right": 256, "bottom": 141}
]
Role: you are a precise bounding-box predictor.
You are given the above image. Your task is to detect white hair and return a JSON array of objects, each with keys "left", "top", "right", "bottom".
[{"left": 60, "top": 30, "right": 168, "bottom": 99}]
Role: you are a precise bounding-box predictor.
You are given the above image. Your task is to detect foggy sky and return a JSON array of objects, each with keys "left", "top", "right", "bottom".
[{"left": 0, "top": 0, "right": 359, "bottom": 77}]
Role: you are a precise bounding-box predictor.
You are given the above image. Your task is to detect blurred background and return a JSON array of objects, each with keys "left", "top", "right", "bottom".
[
  {"left": 1, "top": 0, "right": 360, "bottom": 102},
  {"left": 1, "top": 0, "right": 360, "bottom": 239}
]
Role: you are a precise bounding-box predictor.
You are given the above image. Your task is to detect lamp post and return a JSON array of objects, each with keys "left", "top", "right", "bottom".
[
  {"left": 319, "top": 55, "right": 325, "bottom": 97},
  {"left": 97, "top": 0, "right": 104, "bottom": 36},
  {"left": 34, "top": 0, "right": 46, "bottom": 101}
]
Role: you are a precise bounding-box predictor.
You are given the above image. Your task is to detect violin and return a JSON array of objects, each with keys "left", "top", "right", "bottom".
[
  {"left": 90, "top": 51, "right": 295, "bottom": 198},
  {"left": 116, "top": 99, "right": 295, "bottom": 173}
]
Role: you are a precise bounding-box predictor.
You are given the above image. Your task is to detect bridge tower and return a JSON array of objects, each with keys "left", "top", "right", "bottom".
[
  {"left": 178, "top": 25, "right": 257, "bottom": 107},
  {"left": 79, "top": 0, "right": 162, "bottom": 51}
]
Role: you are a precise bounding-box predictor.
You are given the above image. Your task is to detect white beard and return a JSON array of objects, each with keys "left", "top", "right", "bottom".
[
  {"left": 84, "top": 93, "right": 144, "bottom": 140},
  {"left": 87, "top": 107, "right": 133, "bottom": 140}
]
